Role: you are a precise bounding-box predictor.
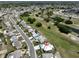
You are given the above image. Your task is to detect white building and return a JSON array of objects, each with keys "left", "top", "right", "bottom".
[
  {"left": 4, "top": 30, "right": 15, "bottom": 36},
  {"left": 34, "top": 41, "right": 54, "bottom": 52},
  {"left": 5, "top": 22, "right": 12, "bottom": 29},
  {"left": 10, "top": 36, "right": 17, "bottom": 42},
  {"left": 12, "top": 41, "right": 22, "bottom": 49}
]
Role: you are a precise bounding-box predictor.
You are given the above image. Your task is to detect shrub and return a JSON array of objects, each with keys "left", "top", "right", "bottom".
[
  {"left": 57, "top": 24, "right": 71, "bottom": 34},
  {"left": 44, "top": 18, "right": 50, "bottom": 22},
  {"left": 35, "top": 14, "right": 39, "bottom": 17},
  {"left": 53, "top": 16, "right": 64, "bottom": 22},
  {"left": 0, "top": 33, "right": 4, "bottom": 38},
  {"left": 38, "top": 12, "right": 41, "bottom": 15},
  {"left": 46, "top": 11, "right": 53, "bottom": 17},
  {"left": 65, "top": 20, "right": 73, "bottom": 24},
  {"left": 27, "top": 17, "right": 36, "bottom": 24},
  {"left": 36, "top": 22, "right": 42, "bottom": 27},
  {"left": 47, "top": 26, "right": 51, "bottom": 29},
  {"left": 27, "top": 17, "right": 31, "bottom": 22},
  {"left": 54, "top": 21, "right": 59, "bottom": 26}
]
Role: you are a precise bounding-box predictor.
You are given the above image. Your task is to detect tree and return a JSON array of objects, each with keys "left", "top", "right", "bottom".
[
  {"left": 53, "top": 16, "right": 64, "bottom": 23},
  {"left": 32, "top": 18, "right": 36, "bottom": 22},
  {"left": 44, "top": 18, "right": 50, "bottom": 22},
  {"left": 46, "top": 7, "right": 53, "bottom": 22},
  {"left": 0, "top": 25, "right": 2, "bottom": 29},
  {"left": 35, "top": 14, "right": 39, "bottom": 17},
  {"left": 20, "top": 12, "right": 30, "bottom": 17},
  {"left": 38, "top": 12, "right": 41, "bottom": 15},
  {"left": 65, "top": 20, "right": 73, "bottom": 24},
  {"left": 54, "top": 21, "right": 59, "bottom": 26},
  {"left": 0, "top": 33, "right": 4, "bottom": 39},
  {"left": 46, "top": 10, "right": 53, "bottom": 18},
  {"left": 27, "top": 17, "right": 36, "bottom": 24},
  {"left": 57, "top": 24, "right": 71, "bottom": 34},
  {"left": 69, "top": 17, "right": 72, "bottom": 20},
  {"left": 47, "top": 26, "right": 51, "bottom": 29},
  {"left": 36, "top": 22, "right": 42, "bottom": 27}
]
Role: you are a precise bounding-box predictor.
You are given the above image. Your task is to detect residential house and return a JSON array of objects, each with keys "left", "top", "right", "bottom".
[
  {"left": 10, "top": 36, "right": 22, "bottom": 49},
  {"left": 34, "top": 41, "right": 54, "bottom": 52}
]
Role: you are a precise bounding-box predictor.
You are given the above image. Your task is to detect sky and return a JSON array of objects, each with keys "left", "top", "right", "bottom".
[{"left": 0, "top": 0, "right": 78, "bottom": 1}]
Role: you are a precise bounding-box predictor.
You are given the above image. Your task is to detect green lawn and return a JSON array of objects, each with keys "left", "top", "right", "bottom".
[
  {"left": 21, "top": 16, "right": 79, "bottom": 58},
  {"left": 37, "top": 27, "right": 79, "bottom": 58}
]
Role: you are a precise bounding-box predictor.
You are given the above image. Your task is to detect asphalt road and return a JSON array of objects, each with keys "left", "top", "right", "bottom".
[{"left": 9, "top": 15, "right": 36, "bottom": 58}]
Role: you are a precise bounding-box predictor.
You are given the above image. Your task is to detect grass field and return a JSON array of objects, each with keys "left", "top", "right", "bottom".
[{"left": 21, "top": 15, "right": 79, "bottom": 58}]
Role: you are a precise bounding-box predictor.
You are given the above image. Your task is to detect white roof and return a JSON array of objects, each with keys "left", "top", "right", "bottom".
[
  {"left": 34, "top": 45, "right": 40, "bottom": 50},
  {"left": 27, "top": 25, "right": 32, "bottom": 29},
  {"left": 39, "top": 35, "right": 46, "bottom": 43},
  {"left": 9, "top": 32, "right": 14, "bottom": 36},
  {"left": 32, "top": 32, "right": 40, "bottom": 38},
  {"left": 5, "top": 22, "right": 11, "bottom": 27},
  {"left": 4, "top": 30, "right": 7, "bottom": 35},
  {"left": 34, "top": 43, "right": 54, "bottom": 51},
  {"left": 10, "top": 36, "right": 17, "bottom": 42},
  {"left": 29, "top": 37, "right": 33, "bottom": 40},
  {"left": 28, "top": 28, "right": 34, "bottom": 32},
  {"left": 4, "top": 30, "right": 15, "bottom": 36},
  {"left": 17, "top": 35, "right": 21, "bottom": 38},
  {"left": 21, "top": 40, "right": 25, "bottom": 42},
  {"left": 31, "top": 31, "right": 35, "bottom": 34},
  {"left": 43, "top": 43, "right": 54, "bottom": 51},
  {"left": 12, "top": 43, "right": 15, "bottom": 46}
]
